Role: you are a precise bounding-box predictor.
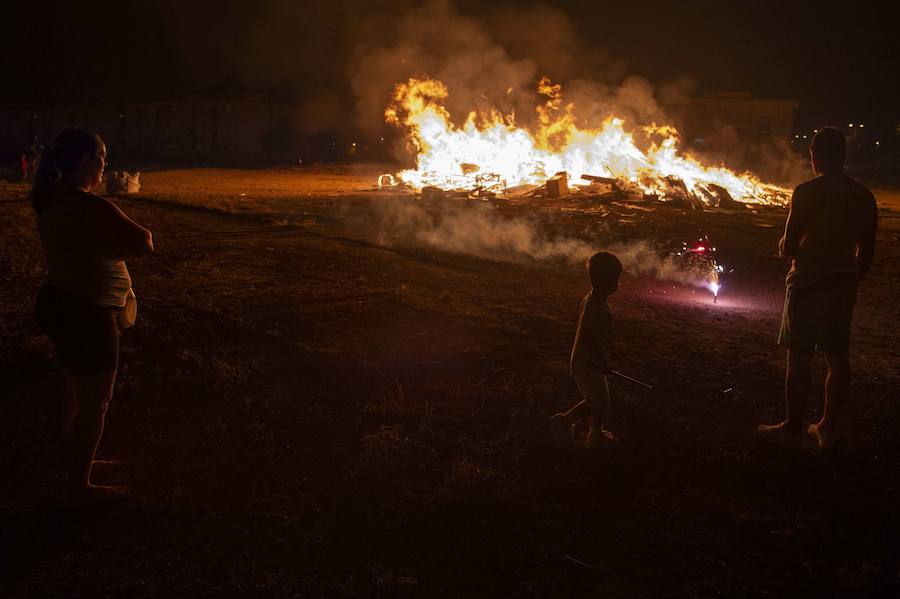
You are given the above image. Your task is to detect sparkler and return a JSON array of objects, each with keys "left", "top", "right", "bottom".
[{"left": 680, "top": 235, "right": 725, "bottom": 304}]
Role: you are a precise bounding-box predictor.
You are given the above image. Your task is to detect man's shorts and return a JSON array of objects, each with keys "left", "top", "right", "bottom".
[
  {"left": 778, "top": 273, "right": 858, "bottom": 354},
  {"left": 35, "top": 284, "right": 120, "bottom": 375},
  {"left": 573, "top": 366, "right": 610, "bottom": 412}
]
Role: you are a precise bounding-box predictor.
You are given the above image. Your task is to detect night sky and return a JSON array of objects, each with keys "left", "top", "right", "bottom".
[{"left": 4, "top": 0, "right": 898, "bottom": 132}]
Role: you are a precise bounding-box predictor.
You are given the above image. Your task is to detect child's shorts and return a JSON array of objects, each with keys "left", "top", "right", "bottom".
[
  {"left": 573, "top": 368, "right": 610, "bottom": 412},
  {"left": 778, "top": 273, "right": 858, "bottom": 354}
]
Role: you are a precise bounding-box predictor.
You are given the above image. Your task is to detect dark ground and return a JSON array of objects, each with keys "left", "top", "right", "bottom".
[{"left": 1, "top": 170, "right": 899, "bottom": 597}]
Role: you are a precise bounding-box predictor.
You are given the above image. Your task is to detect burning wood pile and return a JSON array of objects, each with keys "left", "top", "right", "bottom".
[
  {"left": 378, "top": 77, "right": 791, "bottom": 209},
  {"left": 387, "top": 170, "right": 753, "bottom": 211}
]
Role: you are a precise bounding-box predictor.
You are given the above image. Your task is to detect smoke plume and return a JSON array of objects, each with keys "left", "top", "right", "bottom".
[
  {"left": 686, "top": 128, "right": 809, "bottom": 186},
  {"left": 348, "top": 1, "right": 667, "bottom": 144},
  {"left": 376, "top": 199, "right": 716, "bottom": 288}
]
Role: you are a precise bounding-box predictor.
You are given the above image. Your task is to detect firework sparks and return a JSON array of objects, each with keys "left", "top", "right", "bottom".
[{"left": 675, "top": 235, "right": 726, "bottom": 300}]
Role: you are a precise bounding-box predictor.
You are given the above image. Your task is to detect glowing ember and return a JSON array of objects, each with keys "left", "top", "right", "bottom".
[
  {"left": 385, "top": 77, "right": 789, "bottom": 206},
  {"left": 378, "top": 173, "right": 397, "bottom": 187}
]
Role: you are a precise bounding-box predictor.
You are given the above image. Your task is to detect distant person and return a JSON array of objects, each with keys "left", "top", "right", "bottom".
[
  {"left": 28, "top": 140, "right": 42, "bottom": 180},
  {"left": 20, "top": 152, "right": 29, "bottom": 180},
  {"left": 550, "top": 252, "right": 623, "bottom": 448},
  {"left": 31, "top": 129, "right": 154, "bottom": 505},
  {"left": 757, "top": 127, "right": 877, "bottom": 450}
]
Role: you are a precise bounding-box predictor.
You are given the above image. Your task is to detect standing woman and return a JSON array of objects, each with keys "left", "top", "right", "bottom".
[{"left": 32, "top": 129, "right": 153, "bottom": 504}]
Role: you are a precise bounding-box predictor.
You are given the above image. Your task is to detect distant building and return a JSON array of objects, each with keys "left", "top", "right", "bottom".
[
  {"left": 669, "top": 92, "right": 799, "bottom": 144},
  {"left": 1, "top": 94, "right": 305, "bottom": 164}
]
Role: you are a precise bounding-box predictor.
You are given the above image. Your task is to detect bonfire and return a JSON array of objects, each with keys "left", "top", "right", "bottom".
[{"left": 382, "top": 77, "right": 790, "bottom": 208}]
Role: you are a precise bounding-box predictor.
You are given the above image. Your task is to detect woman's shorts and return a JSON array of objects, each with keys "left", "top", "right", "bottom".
[
  {"left": 35, "top": 284, "right": 120, "bottom": 375},
  {"left": 778, "top": 273, "right": 858, "bottom": 354}
]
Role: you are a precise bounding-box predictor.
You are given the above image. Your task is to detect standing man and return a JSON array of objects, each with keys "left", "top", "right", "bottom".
[{"left": 757, "top": 127, "right": 877, "bottom": 450}]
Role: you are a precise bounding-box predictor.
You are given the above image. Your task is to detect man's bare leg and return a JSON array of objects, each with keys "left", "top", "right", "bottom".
[
  {"left": 821, "top": 352, "right": 850, "bottom": 433},
  {"left": 785, "top": 351, "right": 813, "bottom": 434}
]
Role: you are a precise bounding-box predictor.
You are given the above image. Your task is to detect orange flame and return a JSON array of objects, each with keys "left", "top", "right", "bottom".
[{"left": 386, "top": 77, "right": 789, "bottom": 205}]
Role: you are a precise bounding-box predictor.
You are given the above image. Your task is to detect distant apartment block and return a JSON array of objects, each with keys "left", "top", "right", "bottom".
[
  {"left": 1, "top": 94, "right": 304, "bottom": 163},
  {"left": 670, "top": 92, "right": 799, "bottom": 143}
]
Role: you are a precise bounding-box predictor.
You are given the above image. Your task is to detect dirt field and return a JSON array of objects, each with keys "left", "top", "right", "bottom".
[{"left": 2, "top": 167, "right": 899, "bottom": 597}]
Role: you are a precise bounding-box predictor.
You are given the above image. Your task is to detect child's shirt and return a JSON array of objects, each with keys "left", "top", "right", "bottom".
[{"left": 570, "top": 290, "right": 612, "bottom": 375}]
